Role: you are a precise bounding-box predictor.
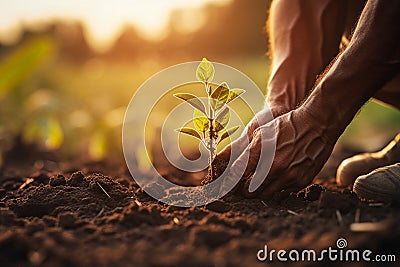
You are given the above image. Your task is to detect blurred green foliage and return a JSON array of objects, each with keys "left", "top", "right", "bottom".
[
  {"left": 0, "top": 0, "right": 272, "bottom": 166},
  {"left": 0, "top": 34, "right": 399, "bottom": 167},
  {"left": 0, "top": 37, "right": 55, "bottom": 98},
  {"left": 0, "top": 35, "right": 138, "bottom": 165},
  {"left": 339, "top": 100, "right": 400, "bottom": 151},
  {"left": 0, "top": 37, "right": 57, "bottom": 166}
]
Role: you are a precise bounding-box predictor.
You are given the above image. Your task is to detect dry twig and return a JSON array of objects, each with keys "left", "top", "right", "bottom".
[
  {"left": 134, "top": 199, "right": 143, "bottom": 207},
  {"left": 96, "top": 182, "right": 111, "bottom": 198},
  {"left": 96, "top": 207, "right": 105, "bottom": 218},
  {"left": 287, "top": 210, "right": 300, "bottom": 216},
  {"left": 19, "top": 178, "right": 34, "bottom": 190}
]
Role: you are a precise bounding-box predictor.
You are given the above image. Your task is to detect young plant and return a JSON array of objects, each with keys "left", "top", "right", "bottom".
[{"left": 174, "top": 58, "right": 245, "bottom": 181}]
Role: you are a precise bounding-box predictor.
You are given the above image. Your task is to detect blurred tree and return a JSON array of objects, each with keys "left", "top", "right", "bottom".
[
  {"left": 104, "top": 26, "right": 154, "bottom": 62},
  {"left": 53, "top": 22, "right": 94, "bottom": 62},
  {"left": 0, "top": 0, "right": 273, "bottom": 166},
  {"left": 101, "top": 0, "right": 272, "bottom": 62},
  {"left": 160, "top": 0, "right": 271, "bottom": 61}
]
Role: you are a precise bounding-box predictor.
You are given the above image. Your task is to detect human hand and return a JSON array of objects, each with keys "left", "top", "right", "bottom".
[
  {"left": 218, "top": 108, "right": 336, "bottom": 198},
  {"left": 217, "top": 108, "right": 274, "bottom": 164}
]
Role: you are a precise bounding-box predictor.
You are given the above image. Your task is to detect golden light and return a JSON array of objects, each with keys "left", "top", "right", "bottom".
[{"left": 0, "top": 0, "right": 231, "bottom": 51}]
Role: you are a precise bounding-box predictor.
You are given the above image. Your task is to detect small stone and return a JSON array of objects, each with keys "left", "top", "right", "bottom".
[
  {"left": 70, "top": 171, "right": 84, "bottom": 186},
  {"left": 205, "top": 200, "right": 230, "bottom": 213},
  {"left": 34, "top": 173, "right": 49, "bottom": 184},
  {"left": 50, "top": 174, "right": 66, "bottom": 187}
]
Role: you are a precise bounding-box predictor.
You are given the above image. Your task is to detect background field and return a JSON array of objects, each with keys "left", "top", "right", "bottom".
[
  {"left": 1, "top": 2, "right": 400, "bottom": 266},
  {"left": 0, "top": 0, "right": 399, "bottom": 168}
]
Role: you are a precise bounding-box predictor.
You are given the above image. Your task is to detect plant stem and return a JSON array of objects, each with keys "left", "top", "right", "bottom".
[
  {"left": 209, "top": 118, "right": 215, "bottom": 179},
  {"left": 206, "top": 82, "right": 215, "bottom": 179}
]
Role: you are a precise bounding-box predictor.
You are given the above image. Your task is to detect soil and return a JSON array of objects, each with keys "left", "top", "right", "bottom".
[{"left": 0, "top": 145, "right": 399, "bottom": 267}]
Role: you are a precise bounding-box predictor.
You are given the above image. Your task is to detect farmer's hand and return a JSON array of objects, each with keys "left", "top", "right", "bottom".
[
  {"left": 218, "top": 0, "right": 400, "bottom": 199},
  {"left": 217, "top": 107, "right": 274, "bottom": 165},
  {"left": 218, "top": 108, "right": 336, "bottom": 198},
  {"left": 216, "top": 0, "right": 346, "bottom": 196}
]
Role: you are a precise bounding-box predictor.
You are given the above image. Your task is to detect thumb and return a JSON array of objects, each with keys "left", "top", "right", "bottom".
[
  {"left": 217, "top": 115, "right": 261, "bottom": 163},
  {"left": 229, "top": 137, "right": 261, "bottom": 184},
  {"left": 217, "top": 109, "right": 274, "bottom": 170}
]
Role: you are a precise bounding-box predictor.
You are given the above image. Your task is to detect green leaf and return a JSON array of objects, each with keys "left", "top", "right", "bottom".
[
  {"left": 173, "top": 93, "right": 207, "bottom": 115},
  {"left": 226, "top": 89, "right": 245, "bottom": 104},
  {"left": 0, "top": 37, "right": 55, "bottom": 99},
  {"left": 214, "top": 107, "right": 230, "bottom": 132},
  {"left": 196, "top": 58, "right": 214, "bottom": 82},
  {"left": 218, "top": 126, "right": 240, "bottom": 144},
  {"left": 210, "top": 82, "right": 230, "bottom": 111},
  {"left": 175, "top": 127, "right": 202, "bottom": 140},
  {"left": 193, "top": 109, "right": 209, "bottom": 132}
]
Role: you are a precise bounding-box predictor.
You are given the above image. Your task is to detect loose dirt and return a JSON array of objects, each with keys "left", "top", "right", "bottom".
[{"left": 1, "top": 146, "right": 399, "bottom": 266}]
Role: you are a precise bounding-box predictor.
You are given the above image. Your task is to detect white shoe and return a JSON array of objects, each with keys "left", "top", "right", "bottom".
[
  {"left": 336, "top": 134, "right": 400, "bottom": 187},
  {"left": 353, "top": 163, "right": 400, "bottom": 203}
]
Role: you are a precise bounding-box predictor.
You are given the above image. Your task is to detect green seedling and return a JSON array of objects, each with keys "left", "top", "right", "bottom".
[{"left": 174, "top": 58, "right": 245, "bottom": 180}]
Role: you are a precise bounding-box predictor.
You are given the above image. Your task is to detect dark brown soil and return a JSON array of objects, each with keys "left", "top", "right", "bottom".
[
  {"left": 201, "top": 158, "right": 229, "bottom": 185},
  {"left": 0, "top": 146, "right": 399, "bottom": 267}
]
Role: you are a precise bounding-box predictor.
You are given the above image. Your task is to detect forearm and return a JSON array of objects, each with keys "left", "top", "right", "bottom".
[
  {"left": 267, "top": 0, "right": 346, "bottom": 116},
  {"left": 301, "top": 0, "right": 400, "bottom": 140}
]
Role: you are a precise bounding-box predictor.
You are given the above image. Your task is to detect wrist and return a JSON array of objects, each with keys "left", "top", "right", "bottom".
[
  {"left": 291, "top": 106, "right": 337, "bottom": 147},
  {"left": 298, "top": 73, "right": 357, "bottom": 144}
]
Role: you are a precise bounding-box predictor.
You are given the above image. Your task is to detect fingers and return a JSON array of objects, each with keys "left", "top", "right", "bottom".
[
  {"left": 218, "top": 109, "right": 277, "bottom": 196},
  {"left": 253, "top": 108, "right": 275, "bottom": 126},
  {"left": 229, "top": 136, "right": 261, "bottom": 181},
  {"left": 247, "top": 122, "right": 277, "bottom": 193},
  {"left": 217, "top": 133, "right": 251, "bottom": 163},
  {"left": 217, "top": 122, "right": 257, "bottom": 164},
  {"left": 217, "top": 109, "right": 274, "bottom": 164},
  {"left": 223, "top": 120, "right": 277, "bottom": 196}
]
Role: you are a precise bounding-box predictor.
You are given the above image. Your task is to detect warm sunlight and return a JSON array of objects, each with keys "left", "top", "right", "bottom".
[{"left": 0, "top": 0, "right": 231, "bottom": 51}]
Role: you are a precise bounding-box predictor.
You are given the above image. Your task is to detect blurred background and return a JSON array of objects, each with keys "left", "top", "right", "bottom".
[{"left": 0, "top": 0, "right": 399, "bottom": 169}]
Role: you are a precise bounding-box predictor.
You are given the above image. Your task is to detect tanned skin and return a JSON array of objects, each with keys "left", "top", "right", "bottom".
[{"left": 218, "top": 0, "right": 400, "bottom": 198}]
